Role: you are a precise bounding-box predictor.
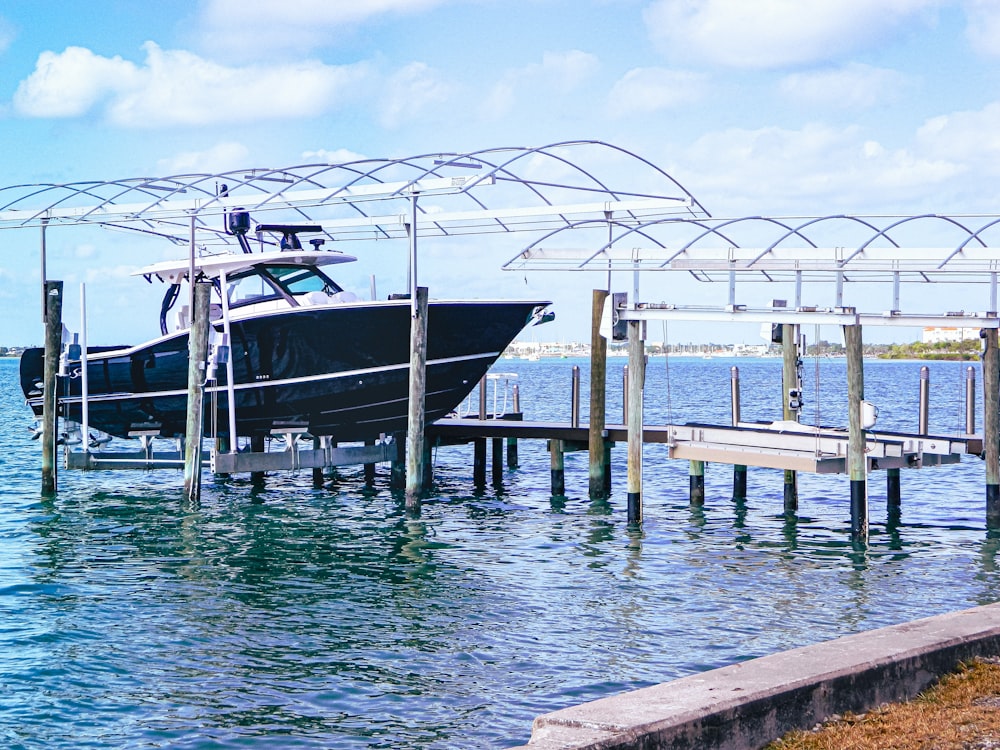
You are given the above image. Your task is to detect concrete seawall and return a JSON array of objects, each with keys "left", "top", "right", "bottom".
[{"left": 510, "top": 602, "right": 1000, "bottom": 750}]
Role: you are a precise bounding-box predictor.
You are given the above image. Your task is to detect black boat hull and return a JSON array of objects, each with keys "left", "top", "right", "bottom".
[{"left": 21, "top": 300, "right": 545, "bottom": 441}]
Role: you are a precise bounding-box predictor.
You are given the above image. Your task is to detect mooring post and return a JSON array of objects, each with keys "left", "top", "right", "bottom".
[
  {"left": 781, "top": 323, "right": 798, "bottom": 511},
  {"left": 570, "top": 365, "right": 581, "bottom": 428},
  {"left": 506, "top": 384, "right": 520, "bottom": 468},
  {"left": 622, "top": 364, "right": 629, "bottom": 426},
  {"left": 391, "top": 432, "right": 406, "bottom": 489},
  {"left": 492, "top": 437, "right": 503, "bottom": 486},
  {"left": 404, "top": 286, "right": 429, "bottom": 508},
  {"left": 364, "top": 438, "right": 376, "bottom": 485},
  {"left": 589, "top": 289, "right": 609, "bottom": 499},
  {"left": 918, "top": 365, "right": 930, "bottom": 434},
  {"left": 479, "top": 375, "right": 487, "bottom": 419},
  {"left": 473, "top": 439, "right": 487, "bottom": 488},
  {"left": 41, "top": 280, "right": 63, "bottom": 495},
  {"left": 984, "top": 328, "right": 1000, "bottom": 528},
  {"left": 249, "top": 434, "right": 265, "bottom": 485},
  {"left": 844, "top": 323, "right": 868, "bottom": 541},
  {"left": 731, "top": 365, "right": 747, "bottom": 501},
  {"left": 690, "top": 460, "right": 706, "bottom": 506},
  {"left": 887, "top": 468, "right": 901, "bottom": 510},
  {"left": 183, "top": 280, "right": 211, "bottom": 501},
  {"left": 966, "top": 365, "right": 977, "bottom": 435},
  {"left": 626, "top": 320, "right": 645, "bottom": 523},
  {"left": 550, "top": 439, "right": 565, "bottom": 495},
  {"left": 312, "top": 436, "right": 324, "bottom": 488}
]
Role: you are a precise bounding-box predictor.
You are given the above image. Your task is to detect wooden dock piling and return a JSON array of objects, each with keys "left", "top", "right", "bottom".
[
  {"left": 589, "top": 289, "right": 609, "bottom": 499},
  {"left": 844, "top": 323, "right": 868, "bottom": 541},
  {"left": 689, "top": 460, "right": 706, "bottom": 506},
  {"left": 984, "top": 328, "right": 1000, "bottom": 528},
  {"left": 550, "top": 439, "right": 565, "bottom": 495},
  {"left": 887, "top": 468, "right": 901, "bottom": 510},
  {"left": 183, "top": 281, "right": 211, "bottom": 501},
  {"left": 405, "top": 286, "right": 429, "bottom": 508},
  {"left": 492, "top": 437, "right": 503, "bottom": 486},
  {"left": 41, "top": 280, "right": 63, "bottom": 495}
]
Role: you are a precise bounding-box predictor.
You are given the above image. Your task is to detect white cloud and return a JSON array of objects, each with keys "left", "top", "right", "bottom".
[
  {"left": 608, "top": 68, "right": 706, "bottom": 116},
  {"left": 198, "top": 0, "right": 452, "bottom": 56},
  {"left": 480, "top": 50, "right": 599, "bottom": 120},
  {"left": 964, "top": 0, "right": 1000, "bottom": 57},
  {"left": 14, "top": 46, "right": 141, "bottom": 117},
  {"left": 301, "top": 148, "right": 369, "bottom": 164},
  {"left": 915, "top": 101, "right": 1000, "bottom": 171},
  {"left": 378, "top": 62, "right": 452, "bottom": 129},
  {"left": 672, "top": 122, "right": 962, "bottom": 215},
  {"left": 780, "top": 63, "right": 907, "bottom": 109},
  {"left": 156, "top": 142, "right": 251, "bottom": 174},
  {"left": 14, "top": 42, "right": 369, "bottom": 126},
  {"left": 643, "top": 0, "right": 943, "bottom": 69}
]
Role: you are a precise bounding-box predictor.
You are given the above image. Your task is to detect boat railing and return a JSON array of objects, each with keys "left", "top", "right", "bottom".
[{"left": 457, "top": 372, "right": 520, "bottom": 419}]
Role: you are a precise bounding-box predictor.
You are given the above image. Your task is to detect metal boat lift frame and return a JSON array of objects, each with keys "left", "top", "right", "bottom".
[
  {"left": 504, "top": 212, "right": 1000, "bottom": 539},
  {"left": 3, "top": 140, "right": 705, "bottom": 501}
]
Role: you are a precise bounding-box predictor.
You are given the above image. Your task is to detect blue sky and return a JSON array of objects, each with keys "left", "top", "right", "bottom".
[{"left": 3, "top": 0, "right": 1000, "bottom": 345}]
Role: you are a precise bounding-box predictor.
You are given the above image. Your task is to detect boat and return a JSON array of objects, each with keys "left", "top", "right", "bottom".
[{"left": 20, "top": 221, "right": 551, "bottom": 443}]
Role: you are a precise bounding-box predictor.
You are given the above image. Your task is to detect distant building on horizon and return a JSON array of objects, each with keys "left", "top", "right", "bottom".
[{"left": 921, "top": 326, "right": 980, "bottom": 344}]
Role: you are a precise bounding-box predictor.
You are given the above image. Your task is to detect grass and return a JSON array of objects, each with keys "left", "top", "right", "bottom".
[{"left": 764, "top": 658, "right": 1000, "bottom": 750}]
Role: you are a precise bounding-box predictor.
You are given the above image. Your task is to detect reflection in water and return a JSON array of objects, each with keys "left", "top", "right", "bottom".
[{"left": 4, "top": 358, "right": 1000, "bottom": 748}]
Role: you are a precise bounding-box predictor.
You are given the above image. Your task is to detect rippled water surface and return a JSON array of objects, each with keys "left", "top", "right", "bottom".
[{"left": 2, "top": 355, "right": 999, "bottom": 749}]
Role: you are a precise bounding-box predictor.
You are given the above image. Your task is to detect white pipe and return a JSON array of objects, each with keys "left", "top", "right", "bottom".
[
  {"left": 80, "top": 282, "right": 89, "bottom": 451},
  {"left": 220, "top": 268, "right": 238, "bottom": 450}
]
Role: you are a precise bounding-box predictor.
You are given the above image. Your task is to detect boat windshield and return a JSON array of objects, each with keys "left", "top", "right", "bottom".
[{"left": 227, "top": 264, "right": 344, "bottom": 308}]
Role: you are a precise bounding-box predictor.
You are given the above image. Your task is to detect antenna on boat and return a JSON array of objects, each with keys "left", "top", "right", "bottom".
[
  {"left": 229, "top": 209, "right": 252, "bottom": 254},
  {"left": 256, "top": 224, "right": 324, "bottom": 252},
  {"left": 219, "top": 182, "right": 253, "bottom": 253}
]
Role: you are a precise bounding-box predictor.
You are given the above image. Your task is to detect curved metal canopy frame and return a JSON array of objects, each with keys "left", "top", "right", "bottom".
[
  {"left": 0, "top": 140, "right": 708, "bottom": 251},
  {"left": 505, "top": 212, "right": 1000, "bottom": 283}
]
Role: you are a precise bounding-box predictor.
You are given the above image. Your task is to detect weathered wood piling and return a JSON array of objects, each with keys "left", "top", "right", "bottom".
[
  {"left": 405, "top": 286, "right": 429, "bottom": 508},
  {"left": 41, "top": 280, "right": 63, "bottom": 495},
  {"left": 589, "top": 289, "right": 609, "bottom": 499}
]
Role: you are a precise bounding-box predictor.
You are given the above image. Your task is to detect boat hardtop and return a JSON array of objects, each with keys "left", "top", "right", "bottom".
[{"left": 135, "top": 249, "right": 357, "bottom": 284}]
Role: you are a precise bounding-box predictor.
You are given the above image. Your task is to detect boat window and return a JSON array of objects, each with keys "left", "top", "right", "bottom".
[
  {"left": 267, "top": 266, "right": 343, "bottom": 296},
  {"left": 226, "top": 264, "right": 344, "bottom": 308},
  {"left": 227, "top": 271, "right": 282, "bottom": 307}
]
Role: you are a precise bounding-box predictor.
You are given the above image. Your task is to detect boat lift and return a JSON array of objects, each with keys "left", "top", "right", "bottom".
[
  {"left": 2, "top": 141, "right": 704, "bottom": 501},
  {"left": 504, "top": 213, "right": 1000, "bottom": 539}
]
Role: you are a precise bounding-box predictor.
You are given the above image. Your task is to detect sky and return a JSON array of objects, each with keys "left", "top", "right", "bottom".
[{"left": 3, "top": 0, "right": 1000, "bottom": 346}]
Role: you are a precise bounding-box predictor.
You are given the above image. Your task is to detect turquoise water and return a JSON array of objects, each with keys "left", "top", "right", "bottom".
[{"left": 2, "top": 355, "right": 999, "bottom": 749}]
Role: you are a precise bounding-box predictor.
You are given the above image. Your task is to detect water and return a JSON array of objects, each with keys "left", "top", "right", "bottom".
[{"left": 2, "top": 355, "right": 1000, "bottom": 749}]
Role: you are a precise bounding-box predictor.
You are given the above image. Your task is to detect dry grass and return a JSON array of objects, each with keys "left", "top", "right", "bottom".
[{"left": 764, "top": 658, "right": 1000, "bottom": 750}]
